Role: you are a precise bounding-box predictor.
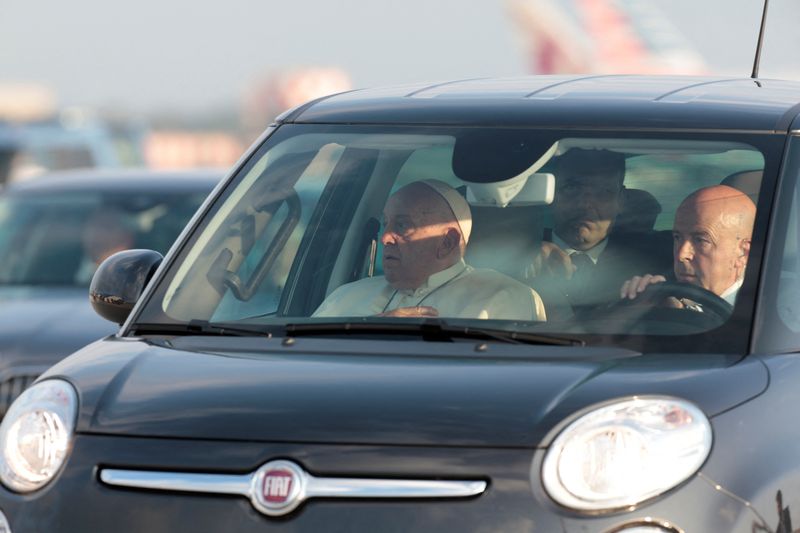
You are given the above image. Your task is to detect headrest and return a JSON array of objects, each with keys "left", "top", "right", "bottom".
[{"left": 721, "top": 169, "right": 762, "bottom": 202}]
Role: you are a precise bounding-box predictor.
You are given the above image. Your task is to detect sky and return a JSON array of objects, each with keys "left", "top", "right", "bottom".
[{"left": 1, "top": 0, "right": 798, "bottom": 115}]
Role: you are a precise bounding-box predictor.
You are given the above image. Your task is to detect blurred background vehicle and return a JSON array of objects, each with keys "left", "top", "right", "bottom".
[
  {"left": 0, "top": 84, "right": 138, "bottom": 185},
  {"left": 0, "top": 168, "right": 220, "bottom": 416},
  {"left": 0, "top": 115, "right": 123, "bottom": 185}
]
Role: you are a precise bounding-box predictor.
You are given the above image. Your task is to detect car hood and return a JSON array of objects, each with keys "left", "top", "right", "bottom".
[
  {"left": 0, "top": 286, "right": 117, "bottom": 370},
  {"left": 48, "top": 335, "right": 768, "bottom": 448}
]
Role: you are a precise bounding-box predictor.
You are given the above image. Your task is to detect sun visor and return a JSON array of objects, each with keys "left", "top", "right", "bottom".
[
  {"left": 556, "top": 138, "right": 753, "bottom": 155},
  {"left": 452, "top": 130, "right": 559, "bottom": 183}
]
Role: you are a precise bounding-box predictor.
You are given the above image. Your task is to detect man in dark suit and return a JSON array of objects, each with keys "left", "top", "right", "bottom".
[{"left": 528, "top": 148, "right": 671, "bottom": 316}]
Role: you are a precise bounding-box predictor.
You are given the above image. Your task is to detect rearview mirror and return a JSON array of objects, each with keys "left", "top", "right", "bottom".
[
  {"left": 90, "top": 249, "right": 163, "bottom": 325},
  {"left": 467, "top": 172, "right": 555, "bottom": 207}
]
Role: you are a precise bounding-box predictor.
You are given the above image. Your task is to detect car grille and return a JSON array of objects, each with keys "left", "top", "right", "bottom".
[{"left": 0, "top": 374, "right": 39, "bottom": 418}]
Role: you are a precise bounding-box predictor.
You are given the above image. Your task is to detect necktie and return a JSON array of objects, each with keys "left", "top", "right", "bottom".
[
  {"left": 569, "top": 252, "right": 595, "bottom": 296},
  {"left": 570, "top": 252, "right": 594, "bottom": 276}
]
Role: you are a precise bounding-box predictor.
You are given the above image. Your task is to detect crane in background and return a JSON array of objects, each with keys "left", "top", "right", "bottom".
[{"left": 507, "top": 0, "right": 707, "bottom": 75}]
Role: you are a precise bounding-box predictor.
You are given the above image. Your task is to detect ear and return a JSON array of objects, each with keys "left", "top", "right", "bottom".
[
  {"left": 736, "top": 238, "right": 751, "bottom": 269},
  {"left": 437, "top": 228, "right": 461, "bottom": 259}
]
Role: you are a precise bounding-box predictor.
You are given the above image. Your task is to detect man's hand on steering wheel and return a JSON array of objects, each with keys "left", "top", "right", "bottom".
[
  {"left": 620, "top": 274, "right": 667, "bottom": 300},
  {"left": 618, "top": 275, "right": 733, "bottom": 321}
]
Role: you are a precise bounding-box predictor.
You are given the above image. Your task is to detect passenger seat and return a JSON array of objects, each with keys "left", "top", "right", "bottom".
[
  {"left": 615, "top": 188, "right": 662, "bottom": 233},
  {"left": 464, "top": 204, "right": 544, "bottom": 281}
]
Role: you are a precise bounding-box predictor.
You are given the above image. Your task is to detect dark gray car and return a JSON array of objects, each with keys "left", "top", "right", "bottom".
[
  {"left": 5, "top": 76, "right": 800, "bottom": 533},
  {"left": 0, "top": 169, "right": 219, "bottom": 414}
]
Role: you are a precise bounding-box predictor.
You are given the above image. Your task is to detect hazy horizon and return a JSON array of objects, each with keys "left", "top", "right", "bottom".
[{"left": 1, "top": 0, "right": 798, "bottom": 115}]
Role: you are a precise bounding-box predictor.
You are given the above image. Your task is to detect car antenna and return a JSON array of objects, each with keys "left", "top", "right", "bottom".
[{"left": 751, "top": 0, "right": 770, "bottom": 79}]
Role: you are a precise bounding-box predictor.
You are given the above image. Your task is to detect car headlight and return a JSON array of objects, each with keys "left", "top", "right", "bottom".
[
  {"left": 0, "top": 379, "right": 78, "bottom": 493},
  {"left": 542, "top": 396, "right": 711, "bottom": 512}
]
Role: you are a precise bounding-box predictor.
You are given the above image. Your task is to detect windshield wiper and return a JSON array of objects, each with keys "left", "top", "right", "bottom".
[
  {"left": 132, "top": 320, "right": 585, "bottom": 346},
  {"left": 132, "top": 320, "right": 277, "bottom": 338},
  {"left": 285, "top": 320, "right": 584, "bottom": 346}
]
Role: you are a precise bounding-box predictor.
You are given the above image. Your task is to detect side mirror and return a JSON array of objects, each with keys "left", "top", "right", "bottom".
[{"left": 89, "top": 249, "right": 163, "bottom": 325}]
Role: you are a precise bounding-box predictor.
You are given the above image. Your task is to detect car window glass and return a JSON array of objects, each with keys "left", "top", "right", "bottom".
[
  {"left": 142, "top": 126, "right": 769, "bottom": 352},
  {"left": 776, "top": 142, "right": 800, "bottom": 332},
  {"left": 209, "top": 144, "right": 344, "bottom": 320},
  {"left": 625, "top": 151, "right": 764, "bottom": 231},
  {"left": 0, "top": 190, "right": 208, "bottom": 287}
]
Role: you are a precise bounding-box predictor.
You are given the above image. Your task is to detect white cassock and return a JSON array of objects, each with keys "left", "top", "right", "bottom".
[{"left": 313, "top": 259, "right": 546, "bottom": 321}]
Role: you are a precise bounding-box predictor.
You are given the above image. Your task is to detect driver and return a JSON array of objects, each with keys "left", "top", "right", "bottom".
[
  {"left": 620, "top": 185, "right": 755, "bottom": 307},
  {"left": 74, "top": 208, "right": 136, "bottom": 284},
  {"left": 314, "top": 179, "right": 547, "bottom": 321}
]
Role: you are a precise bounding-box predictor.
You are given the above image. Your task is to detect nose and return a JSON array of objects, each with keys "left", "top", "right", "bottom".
[
  {"left": 381, "top": 229, "right": 397, "bottom": 246},
  {"left": 676, "top": 239, "right": 694, "bottom": 262}
]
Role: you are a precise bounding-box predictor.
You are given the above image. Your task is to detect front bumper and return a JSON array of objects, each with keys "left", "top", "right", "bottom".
[{"left": 0, "top": 434, "right": 764, "bottom": 532}]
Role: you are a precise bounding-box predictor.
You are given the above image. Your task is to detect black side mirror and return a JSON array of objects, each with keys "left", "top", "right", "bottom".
[{"left": 89, "top": 249, "right": 163, "bottom": 325}]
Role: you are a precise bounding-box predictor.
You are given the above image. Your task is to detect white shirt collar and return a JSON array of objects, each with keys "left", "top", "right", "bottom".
[
  {"left": 720, "top": 278, "right": 743, "bottom": 306},
  {"left": 398, "top": 259, "right": 468, "bottom": 298},
  {"left": 551, "top": 233, "right": 608, "bottom": 264}
]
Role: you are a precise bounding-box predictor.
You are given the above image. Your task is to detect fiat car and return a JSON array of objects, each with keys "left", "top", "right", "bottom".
[{"left": 2, "top": 76, "right": 800, "bottom": 532}]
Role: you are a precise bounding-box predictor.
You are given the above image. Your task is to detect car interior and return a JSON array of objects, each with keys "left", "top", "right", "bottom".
[{"left": 155, "top": 129, "right": 767, "bottom": 340}]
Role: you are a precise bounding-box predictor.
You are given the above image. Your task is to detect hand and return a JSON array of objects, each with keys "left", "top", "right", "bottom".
[
  {"left": 664, "top": 296, "right": 702, "bottom": 311},
  {"left": 529, "top": 242, "right": 576, "bottom": 280},
  {"left": 619, "top": 274, "right": 667, "bottom": 300},
  {"left": 377, "top": 306, "right": 439, "bottom": 317}
]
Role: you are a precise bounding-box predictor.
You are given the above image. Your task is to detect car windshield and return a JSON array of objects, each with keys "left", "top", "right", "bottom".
[
  {"left": 137, "top": 125, "right": 775, "bottom": 353},
  {"left": 0, "top": 188, "right": 210, "bottom": 287}
]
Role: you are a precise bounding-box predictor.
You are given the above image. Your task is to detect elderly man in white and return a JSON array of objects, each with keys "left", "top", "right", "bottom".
[{"left": 314, "top": 179, "right": 546, "bottom": 321}]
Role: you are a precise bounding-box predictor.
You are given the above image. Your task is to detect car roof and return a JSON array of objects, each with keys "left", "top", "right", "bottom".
[
  {"left": 282, "top": 75, "right": 800, "bottom": 133},
  {"left": 2, "top": 167, "right": 224, "bottom": 195}
]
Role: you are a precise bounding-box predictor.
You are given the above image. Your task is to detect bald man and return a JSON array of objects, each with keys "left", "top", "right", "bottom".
[
  {"left": 314, "top": 180, "right": 546, "bottom": 321},
  {"left": 620, "top": 185, "right": 756, "bottom": 306}
]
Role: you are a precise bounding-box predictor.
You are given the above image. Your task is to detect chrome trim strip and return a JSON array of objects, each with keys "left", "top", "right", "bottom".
[
  {"left": 100, "top": 464, "right": 486, "bottom": 515},
  {"left": 306, "top": 477, "right": 486, "bottom": 499},
  {"left": 100, "top": 470, "right": 252, "bottom": 496},
  {"left": 101, "top": 468, "right": 486, "bottom": 499}
]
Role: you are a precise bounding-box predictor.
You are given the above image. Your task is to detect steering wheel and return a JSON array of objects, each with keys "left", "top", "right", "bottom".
[
  {"left": 633, "top": 281, "right": 733, "bottom": 317},
  {"left": 593, "top": 281, "right": 733, "bottom": 333}
]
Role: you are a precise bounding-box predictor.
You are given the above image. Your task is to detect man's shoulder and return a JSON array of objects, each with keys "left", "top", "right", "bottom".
[
  {"left": 318, "top": 275, "right": 390, "bottom": 305},
  {"left": 459, "top": 265, "right": 532, "bottom": 292},
  {"left": 330, "top": 275, "right": 388, "bottom": 295},
  {"left": 313, "top": 275, "right": 390, "bottom": 317},
  {"left": 457, "top": 265, "right": 545, "bottom": 320}
]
